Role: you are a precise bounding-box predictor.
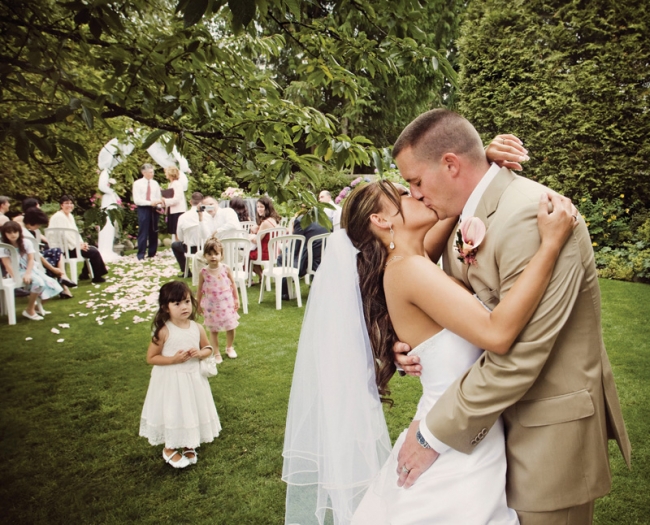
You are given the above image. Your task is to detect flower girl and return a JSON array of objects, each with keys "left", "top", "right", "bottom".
[
  {"left": 196, "top": 238, "right": 240, "bottom": 364},
  {"left": 1, "top": 221, "right": 62, "bottom": 320},
  {"left": 139, "top": 281, "right": 221, "bottom": 468}
]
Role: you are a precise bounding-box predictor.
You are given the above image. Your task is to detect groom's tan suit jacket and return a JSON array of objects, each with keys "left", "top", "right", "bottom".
[{"left": 432, "top": 168, "right": 631, "bottom": 512}]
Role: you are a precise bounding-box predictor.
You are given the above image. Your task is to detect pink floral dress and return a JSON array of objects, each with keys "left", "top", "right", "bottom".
[{"left": 200, "top": 265, "right": 240, "bottom": 332}]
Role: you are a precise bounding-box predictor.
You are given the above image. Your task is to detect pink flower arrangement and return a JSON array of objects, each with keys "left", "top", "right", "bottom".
[
  {"left": 455, "top": 217, "right": 486, "bottom": 266},
  {"left": 335, "top": 186, "right": 351, "bottom": 204},
  {"left": 221, "top": 187, "right": 245, "bottom": 199}
]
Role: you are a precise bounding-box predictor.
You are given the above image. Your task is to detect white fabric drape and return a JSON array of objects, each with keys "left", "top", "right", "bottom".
[{"left": 282, "top": 230, "right": 392, "bottom": 525}]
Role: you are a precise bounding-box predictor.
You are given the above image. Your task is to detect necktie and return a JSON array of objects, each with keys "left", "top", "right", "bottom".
[{"left": 146, "top": 180, "right": 151, "bottom": 201}]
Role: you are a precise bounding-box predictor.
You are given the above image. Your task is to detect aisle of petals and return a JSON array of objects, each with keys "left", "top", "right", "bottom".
[{"left": 28, "top": 250, "right": 179, "bottom": 342}]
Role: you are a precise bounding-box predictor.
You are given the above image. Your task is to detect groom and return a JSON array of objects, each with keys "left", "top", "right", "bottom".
[{"left": 392, "top": 109, "right": 631, "bottom": 524}]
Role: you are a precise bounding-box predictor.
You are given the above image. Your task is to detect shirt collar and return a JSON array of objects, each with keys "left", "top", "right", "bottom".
[{"left": 461, "top": 162, "right": 500, "bottom": 220}]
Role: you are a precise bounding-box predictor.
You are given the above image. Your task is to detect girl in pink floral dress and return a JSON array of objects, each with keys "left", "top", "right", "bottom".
[{"left": 196, "top": 238, "right": 240, "bottom": 363}]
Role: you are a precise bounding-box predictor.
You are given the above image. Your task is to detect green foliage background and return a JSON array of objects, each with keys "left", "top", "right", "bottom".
[{"left": 457, "top": 0, "right": 650, "bottom": 205}]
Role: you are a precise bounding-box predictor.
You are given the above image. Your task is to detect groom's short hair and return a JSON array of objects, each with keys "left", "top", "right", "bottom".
[{"left": 393, "top": 109, "right": 485, "bottom": 164}]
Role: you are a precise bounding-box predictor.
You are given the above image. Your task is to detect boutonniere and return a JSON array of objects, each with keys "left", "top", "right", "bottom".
[{"left": 455, "top": 217, "right": 486, "bottom": 266}]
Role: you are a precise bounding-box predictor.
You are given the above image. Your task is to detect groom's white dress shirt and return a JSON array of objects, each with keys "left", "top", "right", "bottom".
[{"left": 418, "top": 162, "right": 500, "bottom": 455}]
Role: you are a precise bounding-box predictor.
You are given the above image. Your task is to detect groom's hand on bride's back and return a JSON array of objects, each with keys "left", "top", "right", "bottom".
[{"left": 394, "top": 341, "right": 421, "bottom": 377}]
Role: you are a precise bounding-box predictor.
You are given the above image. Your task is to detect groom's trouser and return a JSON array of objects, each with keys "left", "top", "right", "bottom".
[{"left": 517, "top": 500, "right": 594, "bottom": 525}]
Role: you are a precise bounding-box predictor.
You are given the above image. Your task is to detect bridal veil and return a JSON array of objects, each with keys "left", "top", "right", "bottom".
[{"left": 282, "top": 229, "right": 392, "bottom": 525}]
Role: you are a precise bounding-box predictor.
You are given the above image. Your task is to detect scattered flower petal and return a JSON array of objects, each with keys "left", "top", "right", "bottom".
[{"left": 51, "top": 328, "right": 60, "bottom": 334}]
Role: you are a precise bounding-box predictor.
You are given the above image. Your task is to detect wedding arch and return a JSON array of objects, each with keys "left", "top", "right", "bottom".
[{"left": 96, "top": 136, "right": 192, "bottom": 262}]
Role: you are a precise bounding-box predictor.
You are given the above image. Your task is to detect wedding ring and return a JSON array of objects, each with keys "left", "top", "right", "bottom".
[
  {"left": 401, "top": 465, "right": 411, "bottom": 474},
  {"left": 572, "top": 215, "right": 578, "bottom": 221},
  {"left": 501, "top": 138, "right": 505, "bottom": 144}
]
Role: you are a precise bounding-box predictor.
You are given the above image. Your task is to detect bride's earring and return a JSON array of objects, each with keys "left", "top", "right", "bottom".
[{"left": 389, "top": 225, "right": 395, "bottom": 250}]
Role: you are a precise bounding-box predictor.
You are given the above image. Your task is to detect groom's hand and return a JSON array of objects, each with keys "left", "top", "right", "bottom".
[
  {"left": 397, "top": 421, "right": 439, "bottom": 488},
  {"left": 393, "top": 341, "right": 421, "bottom": 377}
]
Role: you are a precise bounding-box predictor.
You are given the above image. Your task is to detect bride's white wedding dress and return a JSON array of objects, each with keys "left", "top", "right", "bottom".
[{"left": 352, "top": 329, "right": 519, "bottom": 525}]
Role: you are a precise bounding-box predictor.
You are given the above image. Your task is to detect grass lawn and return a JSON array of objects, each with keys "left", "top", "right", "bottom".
[{"left": 0, "top": 252, "right": 648, "bottom": 524}]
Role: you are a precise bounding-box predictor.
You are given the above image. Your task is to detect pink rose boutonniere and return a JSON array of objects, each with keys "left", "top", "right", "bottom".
[{"left": 455, "top": 217, "right": 486, "bottom": 266}]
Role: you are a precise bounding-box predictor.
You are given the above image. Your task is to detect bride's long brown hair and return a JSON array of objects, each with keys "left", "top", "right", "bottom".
[{"left": 341, "top": 180, "right": 405, "bottom": 403}]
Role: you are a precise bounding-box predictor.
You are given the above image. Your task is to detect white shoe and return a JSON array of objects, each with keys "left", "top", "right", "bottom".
[
  {"left": 38, "top": 308, "right": 52, "bottom": 315},
  {"left": 22, "top": 310, "right": 44, "bottom": 321},
  {"left": 183, "top": 448, "right": 198, "bottom": 465},
  {"left": 163, "top": 449, "right": 190, "bottom": 469}
]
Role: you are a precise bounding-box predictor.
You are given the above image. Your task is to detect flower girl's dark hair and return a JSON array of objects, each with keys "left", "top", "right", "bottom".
[
  {"left": 1, "top": 221, "right": 27, "bottom": 256},
  {"left": 151, "top": 281, "right": 197, "bottom": 344},
  {"left": 341, "top": 180, "right": 405, "bottom": 404}
]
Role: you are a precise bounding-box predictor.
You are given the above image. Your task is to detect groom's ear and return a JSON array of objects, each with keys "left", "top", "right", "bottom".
[{"left": 441, "top": 153, "right": 461, "bottom": 178}]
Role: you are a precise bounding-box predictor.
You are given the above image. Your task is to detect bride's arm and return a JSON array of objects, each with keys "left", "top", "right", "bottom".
[
  {"left": 397, "top": 193, "right": 576, "bottom": 355},
  {"left": 423, "top": 217, "right": 458, "bottom": 263}
]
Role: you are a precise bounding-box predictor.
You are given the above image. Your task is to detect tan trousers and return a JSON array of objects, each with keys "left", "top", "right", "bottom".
[{"left": 517, "top": 500, "right": 595, "bottom": 525}]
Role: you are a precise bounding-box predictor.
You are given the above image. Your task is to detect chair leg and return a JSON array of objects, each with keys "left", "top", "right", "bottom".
[
  {"left": 293, "top": 276, "right": 302, "bottom": 307},
  {"left": 86, "top": 259, "right": 94, "bottom": 279},
  {"left": 2, "top": 288, "right": 16, "bottom": 325},
  {"left": 258, "top": 275, "right": 265, "bottom": 304},
  {"left": 265, "top": 263, "right": 272, "bottom": 291},
  {"left": 184, "top": 255, "right": 191, "bottom": 278},
  {"left": 275, "top": 276, "right": 282, "bottom": 310},
  {"left": 239, "top": 280, "right": 248, "bottom": 314},
  {"left": 305, "top": 274, "right": 311, "bottom": 285},
  {"left": 68, "top": 261, "right": 79, "bottom": 284}
]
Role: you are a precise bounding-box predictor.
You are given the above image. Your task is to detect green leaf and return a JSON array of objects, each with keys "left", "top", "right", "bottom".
[
  {"left": 59, "top": 138, "right": 88, "bottom": 160},
  {"left": 183, "top": 0, "right": 209, "bottom": 27},
  {"left": 228, "top": 0, "right": 256, "bottom": 32},
  {"left": 141, "top": 130, "right": 167, "bottom": 150},
  {"left": 81, "top": 106, "right": 94, "bottom": 130}
]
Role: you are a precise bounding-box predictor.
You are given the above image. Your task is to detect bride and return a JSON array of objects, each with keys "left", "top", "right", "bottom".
[{"left": 282, "top": 179, "right": 577, "bottom": 525}]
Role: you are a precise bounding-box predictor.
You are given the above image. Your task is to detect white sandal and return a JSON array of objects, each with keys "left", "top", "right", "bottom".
[
  {"left": 183, "top": 448, "right": 198, "bottom": 465},
  {"left": 163, "top": 449, "right": 190, "bottom": 469}
]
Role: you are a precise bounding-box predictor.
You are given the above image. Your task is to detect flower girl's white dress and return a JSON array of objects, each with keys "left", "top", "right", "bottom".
[
  {"left": 139, "top": 320, "right": 221, "bottom": 449},
  {"left": 352, "top": 329, "right": 519, "bottom": 525}
]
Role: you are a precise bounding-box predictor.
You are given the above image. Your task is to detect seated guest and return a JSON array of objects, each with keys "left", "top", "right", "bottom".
[
  {"left": 202, "top": 196, "right": 242, "bottom": 237},
  {"left": 0, "top": 196, "right": 11, "bottom": 226},
  {"left": 163, "top": 166, "right": 187, "bottom": 239},
  {"left": 318, "top": 190, "right": 342, "bottom": 231},
  {"left": 249, "top": 196, "right": 281, "bottom": 282},
  {"left": 1, "top": 221, "right": 62, "bottom": 320},
  {"left": 47, "top": 195, "right": 109, "bottom": 283},
  {"left": 23, "top": 207, "right": 76, "bottom": 298},
  {"left": 171, "top": 192, "right": 211, "bottom": 276},
  {"left": 281, "top": 212, "right": 328, "bottom": 298},
  {"left": 229, "top": 197, "right": 251, "bottom": 222}
]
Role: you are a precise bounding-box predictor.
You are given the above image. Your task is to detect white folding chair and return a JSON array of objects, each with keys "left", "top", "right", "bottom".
[
  {"left": 279, "top": 216, "right": 290, "bottom": 228},
  {"left": 218, "top": 228, "right": 247, "bottom": 240},
  {"left": 0, "top": 242, "right": 18, "bottom": 325},
  {"left": 248, "top": 226, "right": 287, "bottom": 288},
  {"left": 182, "top": 225, "right": 205, "bottom": 278},
  {"left": 305, "top": 233, "right": 330, "bottom": 284},
  {"left": 221, "top": 237, "right": 252, "bottom": 314},
  {"left": 240, "top": 221, "right": 256, "bottom": 234},
  {"left": 44, "top": 227, "right": 93, "bottom": 284},
  {"left": 258, "top": 235, "right": 305, "bottom": 310}
]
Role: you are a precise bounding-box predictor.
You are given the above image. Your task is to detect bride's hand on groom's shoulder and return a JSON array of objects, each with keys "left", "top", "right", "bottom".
[
  {"left": 393, "top": 341, "right": 421, "bottom": 377},
  {"left": 396, "top": 421, "right": 440, "bottom": 489},
  {"left": 485, "top": 134, "right": 530, "bottom": 171}
]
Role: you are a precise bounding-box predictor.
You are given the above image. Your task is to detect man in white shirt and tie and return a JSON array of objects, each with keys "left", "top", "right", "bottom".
[
  {"left": 132, "top": 163, "right": 164, "bottom": 260},
  {"left": 171, "top": 192, "right": 212, "bottom": 276}
]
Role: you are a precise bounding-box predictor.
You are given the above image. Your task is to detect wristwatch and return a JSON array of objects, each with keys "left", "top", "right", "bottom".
[{"left": 416, "top": 429, "right": 432, "bottom": 449}]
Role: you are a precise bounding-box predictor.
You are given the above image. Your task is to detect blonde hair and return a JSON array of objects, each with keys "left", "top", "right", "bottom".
[{"left": 164, "top": 166, "right": 180, "bottom": 181}]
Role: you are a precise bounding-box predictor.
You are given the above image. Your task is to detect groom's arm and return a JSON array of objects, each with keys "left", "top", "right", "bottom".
[{"left": 397, "top": 199, "right": 585, "bottom": 487}]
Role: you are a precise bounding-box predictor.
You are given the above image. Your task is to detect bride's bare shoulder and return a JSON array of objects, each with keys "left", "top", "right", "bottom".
[{"left": 384, "top": 255, "right": 446, "bottom": 287}]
